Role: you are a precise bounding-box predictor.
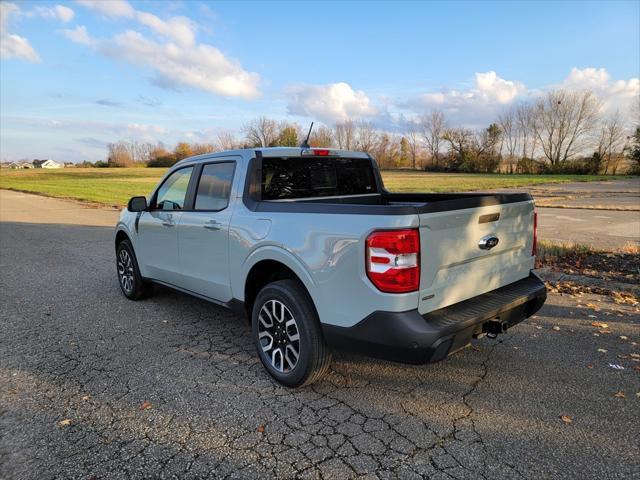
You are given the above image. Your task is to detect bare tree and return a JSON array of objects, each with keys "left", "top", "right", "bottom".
[
  {"left": 310, "top": 125, "right": 334, "bottom": 147},
  {"left": 107, "top": 141, "right": 133, "bottom": 167},
  {"left": 404, "top": 121, "right": 422, "bottom": 170},
  {"left": 334, "top": 120, "right": 355, "bottom": 150},
  {"left": 596, "top": 112, "right": 628, "bottom": 174},
  {"left": 215, "top": 131, "right": 240, "bottom": 151},
  {"left": 354, "top": 121, "right": 379, "bottom": 152},
  {"left": 420, "top": 110, "right": 445, "bottom": 167},
  {"left": 515, "top": 102, "right": 537, "bottom": 160},
  {"left": 498, "top": 108, "right": 519, "bottom": 172},
  {"left": 242, "top": 116, "right": 279, "bottom": 147},
  {"left": 191, "top": 143, "right": 216, "bottom": 155},
  {"left": 372, "top": 132, "right": 399, "bottom": 169},
  {"left": 532, "top": 90, "right": 601, "bottom": 166}
]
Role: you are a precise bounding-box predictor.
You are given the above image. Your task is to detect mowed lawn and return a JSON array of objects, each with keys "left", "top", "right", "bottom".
[{"left": 0, "top": 167, "right": 624, "bottom": 206}]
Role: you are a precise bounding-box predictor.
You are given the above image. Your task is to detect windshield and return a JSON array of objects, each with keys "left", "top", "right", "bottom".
[{"left": 261, "top": 157, "right": 378, "bottom": 200}]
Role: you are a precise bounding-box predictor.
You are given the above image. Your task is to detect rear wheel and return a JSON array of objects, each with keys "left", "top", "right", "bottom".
[
  {"left": 252, "top": 280, "right": 331, "bottom": 387},
  {"left": 116, "top": 239, "right": 153, "bottom": 300}
]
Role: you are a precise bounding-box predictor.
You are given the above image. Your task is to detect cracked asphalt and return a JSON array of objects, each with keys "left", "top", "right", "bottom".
[{"left": 1, "top": 191, "right": 639, "bottom": 479}]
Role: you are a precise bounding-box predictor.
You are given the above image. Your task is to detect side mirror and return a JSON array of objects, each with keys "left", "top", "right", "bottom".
[{"left": 127, "top": 196, "right": 147, "bottom": 212}]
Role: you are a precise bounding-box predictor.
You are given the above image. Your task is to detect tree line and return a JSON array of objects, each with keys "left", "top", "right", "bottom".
[{"left": 102, "top": 88, "right": 638, "bottom": 174}]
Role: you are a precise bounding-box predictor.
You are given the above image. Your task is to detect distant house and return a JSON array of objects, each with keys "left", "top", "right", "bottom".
[
  {"left": 32, "top": 159, "right": 63, "bottom": 169},
  {"left": 3, "top": 162, "right": 21, "bottom": 169},
  {"left": 19, "top": 162, "right": 34, "bottom": 169}
]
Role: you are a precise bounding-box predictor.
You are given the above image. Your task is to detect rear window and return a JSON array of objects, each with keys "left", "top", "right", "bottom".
[{"left": 261, "top": 157, "right": 377, "bottom": 200}]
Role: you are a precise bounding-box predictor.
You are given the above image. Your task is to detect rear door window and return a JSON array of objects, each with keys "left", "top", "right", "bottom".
[
  {"left": 261, "top": 157, "right": 377, "bottom": 200},
  {"left": 195, "top": 162, "right": 235, "bottom": 211}
]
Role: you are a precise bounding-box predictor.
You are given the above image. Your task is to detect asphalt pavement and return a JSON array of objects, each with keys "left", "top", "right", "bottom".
[{"left": 1, "top": 190, "right": 639, "bottom": 479}]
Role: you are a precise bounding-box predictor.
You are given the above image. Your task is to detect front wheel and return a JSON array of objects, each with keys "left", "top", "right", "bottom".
[
  {"left": 116, "top": 239, "right": 153, "bottom": 300},
  {"left": 252, "top": 280, "right": 332, "bottom": 387}
]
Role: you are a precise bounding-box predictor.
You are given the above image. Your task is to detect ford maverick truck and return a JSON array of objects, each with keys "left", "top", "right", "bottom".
[{"left": 115, "top": 147, "right": 546, "bottom": 387}]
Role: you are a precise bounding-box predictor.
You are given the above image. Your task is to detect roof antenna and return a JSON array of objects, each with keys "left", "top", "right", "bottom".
[{"left": 300, "top": 122, "right": 314, "bottom": 148}]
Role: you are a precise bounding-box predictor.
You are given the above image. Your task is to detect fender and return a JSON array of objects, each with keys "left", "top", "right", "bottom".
[{"left": 238, "top": 244, "right": 318, "bottom": 304}]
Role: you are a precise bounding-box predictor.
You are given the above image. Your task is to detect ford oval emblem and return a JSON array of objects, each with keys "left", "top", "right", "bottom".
[{"left": 478, "top": 235, "right": 499, "bottom": 250}]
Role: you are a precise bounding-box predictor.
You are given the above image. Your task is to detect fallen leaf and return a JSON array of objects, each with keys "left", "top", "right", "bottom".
[
  {"left": 536, "top": 326, "right": 543, "bottom": 330},
  {"left": 598, "top": 330, "right": 611, "bottom": 334},
  {"left": 636, "top": 392, "right": 640, "bottom": 398},
  {"left": 257, "top": 425, "right": 265, "bottom": 433},
  {"left": 613, "top": 390, "right": 626, "bottom": 398},
  {"left": 59, "top": 419, "right": 72, "bottom": 427},
  {"left": 597, "top": 348, "right": 608, "bottom": 353},
  {"left": 620, "top": 336, "right": 628, "bottom": 340},
  {"left": 140, "top": 401, "right": 152, "bottom": 411},
  {"left": 593, "top": 333, "right": 600, "bottom": 337},
  {"left": 552, "top": 326, "right": 561, "bottom": 331},
  {"left": 591, "top": 322, "right": 608, "bottom": 328},
  {"left": 82, "top": 395, "right": 91, "bottom": 401},
  {"left": 630, "top": 353, "right": 640, "bottom": 359},
  {"left": 560, "top": 415, "right": 573, "bottom": 424},
  {"left": 588, "top": 315, "right": 597, "bottom": 319},
  {"left": 587, "top": 364, "right": 594, "bottom": 369}
]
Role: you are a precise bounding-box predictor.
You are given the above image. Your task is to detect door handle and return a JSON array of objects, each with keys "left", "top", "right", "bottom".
[{"left": 203, "top": 220, "right": 222, "bottom": 231}]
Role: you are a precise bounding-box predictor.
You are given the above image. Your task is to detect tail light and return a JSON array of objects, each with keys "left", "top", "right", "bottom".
[
  {"left": 532, "top": 209, "right": 538, "bottom": 256},
  {"left": 366, "top": 229, "right": 420, "bottom": 293}
]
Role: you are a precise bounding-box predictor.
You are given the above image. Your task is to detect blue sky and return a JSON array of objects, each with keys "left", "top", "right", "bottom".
[{"left": 1, "top": 0, "right": 638, "bottom": 162}]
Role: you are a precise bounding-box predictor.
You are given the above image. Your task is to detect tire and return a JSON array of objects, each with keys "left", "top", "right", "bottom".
[
  {"left": 252, "top": 280, "right": 332, "bottom": 387},
  {"left": 116, "top": 239, "right": 153, "bottom": 300}
]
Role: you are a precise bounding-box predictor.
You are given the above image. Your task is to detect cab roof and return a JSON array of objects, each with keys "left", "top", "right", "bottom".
[{"left": 176, "top": 147, "right": 371, "bottom": 166}]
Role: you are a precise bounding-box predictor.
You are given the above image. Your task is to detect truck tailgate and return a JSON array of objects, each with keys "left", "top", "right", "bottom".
[{"left": 418, "top": 200, "right": 536, "bottom": 315}]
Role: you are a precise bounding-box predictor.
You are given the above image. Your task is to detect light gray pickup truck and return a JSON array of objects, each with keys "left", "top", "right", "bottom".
[{"left": 115, "top": 147, "right": 546, "bottom": 387}]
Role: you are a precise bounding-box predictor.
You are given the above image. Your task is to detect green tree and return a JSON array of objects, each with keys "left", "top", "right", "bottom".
[{"left": 277, "top": 125, "right": 299, "bottom": 146}]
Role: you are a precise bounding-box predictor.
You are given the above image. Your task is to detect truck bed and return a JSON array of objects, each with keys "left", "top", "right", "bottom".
[{"left": 249, "top": 191, "right": 533, "bottom": 215}]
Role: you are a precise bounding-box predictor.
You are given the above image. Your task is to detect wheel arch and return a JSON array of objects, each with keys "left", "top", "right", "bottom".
[
  {"left": 242, "top": 257, "right": 318, "bottom": 322},
  {"left": 115, "top": 228, "right": 130, "bottom": 249}
]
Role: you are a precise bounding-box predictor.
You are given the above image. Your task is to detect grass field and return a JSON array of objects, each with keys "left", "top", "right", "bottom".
[{"left": 0, "top": 167, "right": 626, "bottom": 206}]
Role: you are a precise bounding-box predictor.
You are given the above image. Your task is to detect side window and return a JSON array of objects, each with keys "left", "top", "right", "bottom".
[
  {"left": 195, "top": 162, "right": 235, "bottom": 211},
  {"left": 154, "top": 167, "right": 193, "bottom": 210}
]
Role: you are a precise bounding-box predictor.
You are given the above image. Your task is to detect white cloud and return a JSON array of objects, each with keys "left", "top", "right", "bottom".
[
  {"left": 76, "top": 0, "right": 196, "bottom": 46},
  {"left": 60, "top": 25, "right": 96, "bottom": 47},
  {"left": 75, "top": 0, "right": 135, "bottom": 18},
  {"left": 54, "top": 5, "right": 75, "bottom": 22},
  {"left": 69, "top": 2, "right": 258, "bottom": 98},
  {"left": 563, "top": 67, "right": 639, "bottom": 116},
  {"left": 415, "top": 71, "right": 525, "bottom": 109},
  {"left": 134, "top": 11, "right": 195, "bottom": 47},
  {"left": 408, "top": 71, "right": 526, "bottom": 127},
  {"left": 125, "top": 123, "right": 169, "bottom": 135},
  {"left": 104, "top": 30, "right": 259, "bottom": 99},
  {"left": 474, "top": 71, "right": 525, "bottom": 104},
  {"left": 286, "top": 82, "right": 377, "bottom": 123},
  {"left": 0, "top": 3, "right": 40, "bottom": 62},
  {"left": 29, "top": 5, "right": 75, "bottom": 22}
]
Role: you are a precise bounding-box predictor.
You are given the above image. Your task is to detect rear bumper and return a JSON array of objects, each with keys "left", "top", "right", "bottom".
[{"left": 322, "top": 272, "right": 547, "bottom": 364}]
